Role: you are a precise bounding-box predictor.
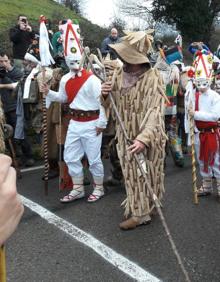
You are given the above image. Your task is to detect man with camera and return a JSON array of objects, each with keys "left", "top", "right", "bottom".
[{"left": 9, "top": 15, "right": 35, "bottom": 70}]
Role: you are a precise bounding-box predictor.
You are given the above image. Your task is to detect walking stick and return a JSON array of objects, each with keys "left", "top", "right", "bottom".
[
  {"left": 0, "top": 246, "right": 6, "bottom": 282},
  {"left": 185, "top": 80, "right": 198, "bottom": 204},
  {"left": 39, "top": 15, "right": 55, "bottom": 195},
  {"left": 86, "top": 55, "right": 191, "bottom": 281},
  {"left": 189, "top": 108, "right": 198, "bottom": 204},
  {"left": 41, "top": 67, "right": 49, "bottom": 195}
]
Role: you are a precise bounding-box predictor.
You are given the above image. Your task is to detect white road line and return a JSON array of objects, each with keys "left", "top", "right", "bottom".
[
  {"left": 21, "top": 196, "right": 161, "bottom": 282},
  {"left": 20, "top": 165, "right": 44, "bottom": 173}
]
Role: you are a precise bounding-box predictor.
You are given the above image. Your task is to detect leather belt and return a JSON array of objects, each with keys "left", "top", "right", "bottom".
[
  {"left": 199, "top": 126, "right": 218, "bottom": 133},
  {"left": 70, "top": 109, "right": 100, "bottom": 118},
  {"left": 70, "top": 109, "right": 99, "bottom": 122}
]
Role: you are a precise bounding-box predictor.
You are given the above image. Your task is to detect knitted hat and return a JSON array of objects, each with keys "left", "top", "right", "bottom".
[{"left": 109, "top": 30, "right": 153, "bottom": 64}]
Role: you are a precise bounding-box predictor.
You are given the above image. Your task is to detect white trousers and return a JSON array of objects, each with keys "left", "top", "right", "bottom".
[
  {"left": 64, "top": 119, "right": 104, "bottom": 178},
  {"left": 195, "top": 132, "right": 220, "bottom": 178}
]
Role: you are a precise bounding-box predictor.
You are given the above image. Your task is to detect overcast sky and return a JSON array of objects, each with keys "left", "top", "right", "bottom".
[{"left": 84, "top": 0, "right": 116, "bottom": 27}]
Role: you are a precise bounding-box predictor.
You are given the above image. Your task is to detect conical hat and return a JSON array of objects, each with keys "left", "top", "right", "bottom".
[
  {"left": 193, "top": 51, "right": 213, "bottom": 81},
  {"left": 59, "top": 19, "right": 82, "bottom": 61}
]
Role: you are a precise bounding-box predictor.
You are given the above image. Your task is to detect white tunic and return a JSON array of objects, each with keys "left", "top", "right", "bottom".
[
  {"left": 46, "top": 71, "right": 107, "bottom": 128},
  {"left": 194, "top": 88, "right": 220, "bottom": 122},
  {"left": 194, "top": 88, "right": 220, "bottom": 178}
]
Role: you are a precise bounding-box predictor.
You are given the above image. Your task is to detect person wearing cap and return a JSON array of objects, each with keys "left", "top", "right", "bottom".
[
  {"left": 101, "top": 31, "right": 166, "bottom": 230},
  {"left": 188, "top": 51, "right": 220, "bottom": 198},
  {"left": 41, "top": 20, "right": 107, "bottom": 203}
]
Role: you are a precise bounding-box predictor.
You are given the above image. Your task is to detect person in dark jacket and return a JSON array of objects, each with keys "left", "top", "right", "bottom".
[
  {"left": 9, "top": 15, "right": 35, "bottom": 70},
  {"left": 0, "top": 52, "right": 34, "bottom": 166},
  {"left": 101, "top": 28, "right": 121, "bottom": 60}
]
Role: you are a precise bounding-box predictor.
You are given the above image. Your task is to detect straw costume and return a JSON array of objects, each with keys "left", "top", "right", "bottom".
[{"left": 102, "top": 31, "right": 167, "bottom": 229}]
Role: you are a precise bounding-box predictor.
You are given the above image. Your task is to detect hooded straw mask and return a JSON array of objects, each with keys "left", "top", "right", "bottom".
[{"left": 109, "top": 30, "right": 154, "bottom": 65}]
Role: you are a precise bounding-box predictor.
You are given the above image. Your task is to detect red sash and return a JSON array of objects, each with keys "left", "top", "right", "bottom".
[
  {"left": 195, "top": 91, "right": 219, "bottom": 172},
  {"left": 65, "top": 69, "right": 93, "bottom": 104}
]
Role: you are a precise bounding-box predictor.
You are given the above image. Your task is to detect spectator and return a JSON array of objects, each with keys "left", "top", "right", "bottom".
[
  {"left": 0, "top": 51, "right": 35, "bottom": 166},
  {"left": 52, "top": 20, "right": 67, "bottom": 57},
  {"left": 0, "top": 154, "right": 24, "bottom": 246},
  {"left": 101, "top": 28, "right": 121, "bottom": 60},
  {"left": 9, "top": 15, "right": 35, "bottom": 71}
]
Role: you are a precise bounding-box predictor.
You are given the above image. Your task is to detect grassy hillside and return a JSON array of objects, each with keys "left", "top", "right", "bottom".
[{"left": 0, "top": 0, "right": 108, "bottom": 53}]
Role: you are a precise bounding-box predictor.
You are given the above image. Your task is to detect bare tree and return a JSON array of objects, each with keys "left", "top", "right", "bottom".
[
  {"left": 117, "top": 1, "right": 151, "bottom": 20},
  {"left": 61, "top": 0, "right": 88, "bottom": 15},
  {"left": 117, "top": 0, "right": 220, "bottom": 43}
]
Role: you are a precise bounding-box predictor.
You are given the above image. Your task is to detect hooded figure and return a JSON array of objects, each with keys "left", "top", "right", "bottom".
[
  {"left": 43, "top": 20, "right": 107, "bottom": 202},
  {"left": 188, "top": 50, "right": 220, "bottom": 198},
  {"left": 102, "top": 30, "right": 167, "bottom": 230}
]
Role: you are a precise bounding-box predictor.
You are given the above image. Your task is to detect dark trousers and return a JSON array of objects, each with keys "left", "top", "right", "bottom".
[{"left": 5, "top": 110, "right": 33, "bottom": 159}]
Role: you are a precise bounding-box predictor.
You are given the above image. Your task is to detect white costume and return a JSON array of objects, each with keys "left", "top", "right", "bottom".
[
  {"left": 194, "top": 88, "right": 220, "bottom": 178},
  {"left": 46, "top": 69, "right": 107, "bottom": 202},
  {"left": 190, "top": 50, "right": 220, "bottom": 196},
  {"left": 46, "top": 19, "right": 107, "bottom": 202}
]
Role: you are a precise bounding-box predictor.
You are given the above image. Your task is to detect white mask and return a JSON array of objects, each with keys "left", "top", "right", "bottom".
[
  {"left": 195, "top": 78, "right": 211, "bottom": 90},
  {"left": 65, "top": 56, "right": 80, "bottom": 71}
]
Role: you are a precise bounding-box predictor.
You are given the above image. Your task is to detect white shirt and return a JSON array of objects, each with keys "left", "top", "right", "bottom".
[
  {"left": 46, "top": 71, "right": 107, "bottom": 128},
  {"left": 194, "top": 88, "right": 220, "bottom": 122}
]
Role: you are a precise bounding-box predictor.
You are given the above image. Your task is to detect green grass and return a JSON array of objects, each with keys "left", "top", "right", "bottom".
[
  {"left": 0, "top": 0, "right": 80, "bottom": 31},
  {"left": 0, "top": 0, "right": 108, "bottom": 53}
]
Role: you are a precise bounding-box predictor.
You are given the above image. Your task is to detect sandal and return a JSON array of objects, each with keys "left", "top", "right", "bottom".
[
  {"left": 60, "top": 190, "right": 85, "bottom": 203},
  {"left": 197, "top": 186, "right": 213, "bottom": 197},
  {"left": 87, "top": 189, "right": 104, "bottom": 203}
]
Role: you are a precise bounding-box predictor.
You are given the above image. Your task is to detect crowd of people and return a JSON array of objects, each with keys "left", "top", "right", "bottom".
[{"left": 1, "top": 13, "right": 220, "bottom": 247}]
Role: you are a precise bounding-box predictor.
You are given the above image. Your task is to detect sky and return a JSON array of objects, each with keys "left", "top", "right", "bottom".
[{"left": 84, "top": 0, "right": 116, "bottom": 27}]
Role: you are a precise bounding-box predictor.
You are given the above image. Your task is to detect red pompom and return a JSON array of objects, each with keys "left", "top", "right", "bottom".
[
  {"left": 39, "top": 15, "right": 46, "bottom": 23},
  {"left": 187, "top": 69, "right": 195, "bottom": 78}
]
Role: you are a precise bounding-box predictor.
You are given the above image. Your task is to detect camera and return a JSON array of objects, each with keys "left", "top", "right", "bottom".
[{"left": 0, "top": 66, "right": 6, "bottom": 78}]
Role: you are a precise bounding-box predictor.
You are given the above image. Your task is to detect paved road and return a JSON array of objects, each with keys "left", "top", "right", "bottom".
[{"left": 5, "top": 155, "right": 220, "bottom": 282}]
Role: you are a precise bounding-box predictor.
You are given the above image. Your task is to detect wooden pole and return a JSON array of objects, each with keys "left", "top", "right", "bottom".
[
  {"left": 0, "top": 246, "right": 6, "bottom": 282},
  {"left": 189, "top": 111, "right": 198, "bottom": 204},
  {"left": 42, "top": 67, "right": 49, "bottom": 196}
]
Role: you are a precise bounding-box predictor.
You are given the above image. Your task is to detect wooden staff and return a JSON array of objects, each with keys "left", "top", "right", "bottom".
[
  {"left": 86, "top": 57, "right": 191, "bottom": 281},
  {"left": 189, "top": 105, "right": 198, "bottom": 204},
  {"left": 42, "top": 67, "right": 49, "bottom": 196},
  {"left": 0, "top": 246, "right": 6, "bottom": 282},
  {"left": 39, "top": 15, "right": 55, "bottom": 195}
]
